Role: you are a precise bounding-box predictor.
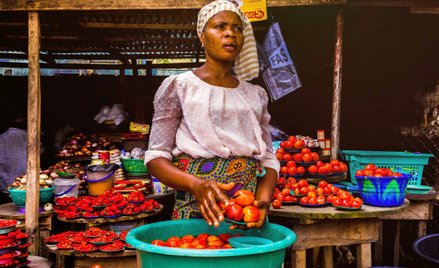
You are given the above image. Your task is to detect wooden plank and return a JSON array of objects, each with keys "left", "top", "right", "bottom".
[
  {"left": 373, "top": 220, "right": 383, "bottom": 265},
  {"left": 0, "top": 62, "right": 203, "bottom": 70},
  {"left": 323, "top": 246, "right": 334, "bottom": 268},
  {"left": 348, "top": 0, "right": 439, "bottom": 7},
  {"left": 378, "top": 201, "right": 431, "bottom": 220},
  {"left": 356, "top": 243, "right": 372, "bottom": 268},
  {"left": 331, "top": 11, "right": 343, "bottom": 160},
  {"left": 26, "top": 11, "right": 41, "bottom": 256},
  {"left": 0, "top": 0, "right": 345, "bottom": 11},
  {"left": 290, "top": 218, "right": 379, "bottom": 250},
  {"left": 78, "top": 22, "right": 196, "bottom": 30},
  {"left": 292, "top": 250, "right": 307, "bottom": 268},
  {"left": 411, "top": 7, "right": 439, "bottom": 14},
  {"left": 393, "top": 220, "right": 401, "bottom": 266}
]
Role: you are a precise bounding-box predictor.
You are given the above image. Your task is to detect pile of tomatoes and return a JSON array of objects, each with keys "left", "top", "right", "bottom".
[
  {"left": 271, "top": 178, "right": 363, "bottom": 209},
  {"left": 355, "top": 164, "right": 404, "bottom": 178},
  {"left": 45, "top": 227, "right": 130, "bottom": 253},
  {"left": 219, "top": 190, "right": 260, "bottom": 224},
  {"left": 54, "top": 190, "right": 161, "bottom": 219},
  {"left": 151, "top": 233, "right": 241, "bottom": 249}
]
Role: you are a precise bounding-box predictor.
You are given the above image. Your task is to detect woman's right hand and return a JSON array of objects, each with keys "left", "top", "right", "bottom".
[{"left": 192, "top": 180, "right": 234, "bottom": 228}]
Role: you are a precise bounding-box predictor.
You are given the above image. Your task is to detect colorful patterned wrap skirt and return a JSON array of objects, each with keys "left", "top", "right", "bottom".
[{"left": 172, "top": 154, "right": 258, "bottom": 220}]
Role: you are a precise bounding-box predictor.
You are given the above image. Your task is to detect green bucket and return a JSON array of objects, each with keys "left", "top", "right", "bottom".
[{"left": 126, "top": 219, "right": 296, "bottom": 268}]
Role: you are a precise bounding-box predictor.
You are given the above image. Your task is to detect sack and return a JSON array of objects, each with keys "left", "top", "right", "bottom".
[{"left": 260, "top": 22, "right": 301, "bottom": 100}]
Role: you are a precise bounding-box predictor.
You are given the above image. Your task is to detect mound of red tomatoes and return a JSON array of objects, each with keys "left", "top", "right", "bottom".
[
  {"left": 355, "top": 164, "right": 403, "bottom": 178},
  {"left": 219, "top": 190, "right": 260, "bottom": 224},
  {"left": 151, "top": 233, "right": 240, "bottom": 249}
]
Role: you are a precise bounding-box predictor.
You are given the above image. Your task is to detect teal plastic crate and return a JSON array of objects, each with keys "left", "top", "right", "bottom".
[{"left": 342, "top": 150, "right": 433, "bottom": 186}]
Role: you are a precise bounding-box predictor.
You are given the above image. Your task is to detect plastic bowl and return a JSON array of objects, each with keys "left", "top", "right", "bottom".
[
  {"left": 126, "top": 219, "right": 296, "bottom": 268},
  {"left": 122, "top": 159, "right": 148, "bottom": 174},
  {"left": 8, "top": 187, "right": 54, "bottom": 207},
  {"left": 355, "top": 174, "right": 410, "bottom": 207}
]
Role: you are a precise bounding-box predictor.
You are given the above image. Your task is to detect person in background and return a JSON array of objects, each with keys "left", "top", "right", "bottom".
[
  {"left": 0, "top": 112, "right": 27, "bottom": 204},
  {"left": 145, "top": 0, "right": 279, "bottom": 228}
]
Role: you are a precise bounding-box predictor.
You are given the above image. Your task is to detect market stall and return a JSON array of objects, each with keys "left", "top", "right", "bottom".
[{"left": 1, "top": 1, "right": 439, "bottom": 268}]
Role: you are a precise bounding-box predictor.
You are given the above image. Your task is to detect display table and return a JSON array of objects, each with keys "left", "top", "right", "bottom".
[
  {"left": 57, "top": 205, "right": 162, "bottom": 228},
  {"left": 45, "top": 244, "right": 136, "bottom": 268},
  {"left": 376, "top": 190, "right": 437, "bottom": 266},
  {"left": 269, "top": 200, "right": 408, "bottom": 268},
  {"left": 0, "top": 203, "right": 54, "bottom": 256}
]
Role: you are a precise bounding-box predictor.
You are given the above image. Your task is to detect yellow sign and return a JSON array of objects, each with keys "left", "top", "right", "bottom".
[{"left": 240, "top": 0, "right": 267, "bottom": 22}]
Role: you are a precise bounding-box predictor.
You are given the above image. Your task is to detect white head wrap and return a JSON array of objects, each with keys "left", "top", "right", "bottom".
[{"left": 197, "top": 0, "right": 259, "bottom": 81}]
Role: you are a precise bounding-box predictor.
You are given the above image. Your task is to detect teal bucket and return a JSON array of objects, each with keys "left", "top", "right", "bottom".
[{"left": 126, "top": 219, "right": 296, "bottom": 268}]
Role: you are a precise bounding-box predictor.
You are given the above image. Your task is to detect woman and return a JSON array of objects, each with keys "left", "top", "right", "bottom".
[{"left": 145, "top": 0, "right": 279, "bottom": 228}]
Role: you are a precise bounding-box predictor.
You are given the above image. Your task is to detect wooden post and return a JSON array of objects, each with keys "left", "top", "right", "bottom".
[
  {"left": 26, "top": 11, "right": 41, "bottom": 256},
  {"left": 331, "top": 11, "right": 343, "bottom": 160}
]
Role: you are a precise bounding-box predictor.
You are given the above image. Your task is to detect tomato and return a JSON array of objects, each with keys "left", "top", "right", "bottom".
[
  {"left": 277, "top": 177, "right": 286, "bottom": 185},
  {"left": 294, "top": 140, "right": 305, "bottom": 149},
  {"left": 242, "top": 205, "right": 260, "bottom": 223},
  {"left": 297, "top": 179, "right": 308, "bottom": 188},
  {"left": 283, "top": 153, "right": 292, "bottom": 162},
  {"left": 374, "top": 168, "right": 387, "bottom": 176},
  {"left": 307, "top": 191, "right": 316, "bottom": 199},
  {"left": 271, "top": 199, "right": 282, "bottom": 209},
  {"left": 293, "top": 153, "right": 303, "bottom": 162},
  {"left": 277, "top": 148, "right": 286, "bottom": 154},
  {"left": 283, "top": 195, "right": 294, "bottom": 202},
  {"left": 318, "top": 180, "right": 328, "bottom": 189},
  {"left": 316, "top": 187, "right": 324, "bottom": 196},
  {"left": 287, "top": 177, "right": 296, "bottom": 185},
  {"left": 281, "top": 188, "right": 291, "bottom": 196},
  {"left": 280, "top": 142, "right": 287, "bottom": 148},
  {"left": 297, "top": 166, "right": 305, "bottom": 174},
  {"left": 180, "top": 242, "right": 194, "bottom": 248},
  {"left": 363, "top": 169, "right": 374, "bottom": 176},
  {"left": 316, "top": 161, "right": 324, "bottom": 168},
  {"left": 323, "top": 186, "right": 331, "bottom": 195},
  {"left": 280, "top": 166, "right": 288, "bottom": 174},
  {"left": 316, "top": 195, "right": 326, "bottom": 205},
  {"left": 276, "top": 153, "right": 283, "bottom": 160},
  {"left": 317, "top": 166, "right": 328, "bottom": 175},
  {"left": 308, "top": 197, "right": 317, "bottom": 205},
  {"left": 351, "top": 200, "right": 362, "bottom": 208},
  {"left": 339, "top": 162, "right": 348, "bottom": 172},
  {"left": 197, "top": 233, "right": 209, "bottom": 241},
  {"left": 332, "top": 165, "right": 341, "bottom": 173},
  {"left": 311, "top": 152, "right": 320, "bottom": 161},
  {"left": 207, "top": 235, "right": 225, "bottom": 247},
  {"left": 288, "top": 166, "right": 297, "bottom": 175},
  {"left": 299, "top": 196, "right": 309, "bottom": 204},
  {"left": 302, "top": 153, "right": 313, "bottom": 163},
  {"left": 301, "top": 148, "right": 311, "bottom": 154},
  {"left": 286, "top": 161, "right": 296, "bottom": 168},
  {"left": 234, "top": 190, "right": 255, "bottom": 206},
  {"left": 307, "top": 165, "right": 317, "bottom": 174},
  {"left": 225, "top": 203, "right": 244, "bottom": 221},
  {"left": 166, "top": 236, "right": 182, "bottom": 247},
  {"left": 151, "top": 240, "right": 167, "bottom": 246},
  {"left": 337, "top": 190, "right": 350, "bottom": 200},
  {"left": 191, "top": 238, "right": 207, "bottom": 249},
  {"left": 353, "top": 197, "right": 363, "bottom": 204},
  {"left": 291, "top": 196, "right": 299, "bottom": 203},
  {"left": 341, "top": 199, "right": 351, "bottom": 207},
  {"left": 332, "top": 197, "right": 341, "bottom": 206},
  {"left": 285, "top": 140, "right": 294, "bottom": 149},
  {"left": 181, "top": 235, "right": 195, "bottom": 243},
  {"left": 274, "top": 192, "right": 284, "bottom": 201},
  {"left": 324, "top": 163, "right": 333, "bottom": 173},
  {"left": 287, "top": 136, "right": 297, "bottom": 143},
  {"left": 299, "top": 187, "right": 309, "bottom": 195},
  {"left": 91, "top": 264, "right": 103, "bottom": 268},
  {"left": 355, "top": 170, "right": 364, "bottom": 176},
  {"left": 365, "top": 164, "right": 377, "bottom": 170},
  {"left": 330, "top": 159, "right": 339, "bottom": 166}
]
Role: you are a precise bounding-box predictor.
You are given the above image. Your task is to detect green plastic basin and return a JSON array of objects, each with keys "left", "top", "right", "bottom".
[
  {"left": 126, "top": 219, "right": 296, "bottom": 268},
  {"left": 8, "top": 186, "right": 54, "bottom": 207}
]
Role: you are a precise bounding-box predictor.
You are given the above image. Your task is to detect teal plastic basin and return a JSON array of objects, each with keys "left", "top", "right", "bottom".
[
  {"left": 126, "top": 219, "right": 296, "bottom": 268},
  {"left": 8, "top": 186, "right": 54, "bottom": 207}
]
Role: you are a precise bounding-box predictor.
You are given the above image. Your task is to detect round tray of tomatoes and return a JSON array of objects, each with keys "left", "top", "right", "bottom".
[
  {"left": 56, "top": 240, "right": 74, "bottom": 250},
  {"left": 332, "top": 205, "right": 363, "bottom": 211},
  {"left": 73, "top": 243, "right": 98, "bottom": 253}
]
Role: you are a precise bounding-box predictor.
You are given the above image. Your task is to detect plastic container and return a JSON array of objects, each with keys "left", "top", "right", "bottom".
[
  {"left": 85, "top": 164, "right": 118, "bottom": 196},
  {"left": 342, "top": 150, "right": 433, "bottom": 185},
  {"left": 355, "top": 174, "right": 410, "bottom": 207},
  {"left": 53, "top": 177, "right": 81, "bottom": 198},
  {"left": 126, "top": 219, "right": 296, "bottom": 268},
  {"left": 8, "top": 186, "right": 54, "bottom": 207},
  {"left": 122, "top": 159, "right": 148, "bottom": 175},
  {"left": 413, "top": 233, "right": 439, "bottom": 265}
]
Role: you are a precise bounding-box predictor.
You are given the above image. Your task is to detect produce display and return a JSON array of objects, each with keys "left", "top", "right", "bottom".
[
  {"left": 55, "top": 132, "right": 117, "bottom": 158},
  {"left": 150, "top": 233, "right": 240, "bottom": 249},
  {"left": 54, "top": 191, "right": 161, "bottom": 219},
  {"left": 271, "top": 178, "right": 363, "bottom": 210},
  {"left": 10, "top": 171, "right": 54, "bottom": 190},
  {"left": 45, "top": 228, "right": 132, "bottom": 253},
  {"left": 354, "top": 164, "right": 403, "bottom": 178},
  {"left": 220, "top": 190, "right": 260, "bottom": 225},
  {"left": 0, "top": 219, "right": 30, "bottom": 266}
]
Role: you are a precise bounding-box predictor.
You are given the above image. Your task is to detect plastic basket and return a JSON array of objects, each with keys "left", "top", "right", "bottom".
[
  {"left": 126, "top": 219, "right": 296, "bottom": 268},
  {"left": 122, "top": 158, "right": 148, "bottom": 174},
  {"left": 342, "top": 150, "right": 433, "bottom": 186}
]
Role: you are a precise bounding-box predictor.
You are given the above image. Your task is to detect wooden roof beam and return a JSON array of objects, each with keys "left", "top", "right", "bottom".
[
  {"left": 410, "top": 7, "right": 439, "bottom": 14},
  {"left": 0, "top": 0, "right": 345, "bottom": 11},
  {"left": 347, "top": 0, "right": 439, "bottom": 7}
]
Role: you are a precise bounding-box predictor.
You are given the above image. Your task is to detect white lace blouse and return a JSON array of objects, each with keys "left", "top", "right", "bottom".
[{"left": 144, "top": 71, "right": 280, "bottom": 174}]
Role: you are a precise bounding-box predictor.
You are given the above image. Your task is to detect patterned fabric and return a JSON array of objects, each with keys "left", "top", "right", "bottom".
[
  {"left": 172, "top": 154, "right": 258, "bottom": 220},
  {"left": 197, "top": 0, "right": 259, "bottom": 81}
]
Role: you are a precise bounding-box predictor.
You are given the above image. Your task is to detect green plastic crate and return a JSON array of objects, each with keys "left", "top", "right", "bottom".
[{"left": 342, "top": 150, "right": 433, "bottom": 186}]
